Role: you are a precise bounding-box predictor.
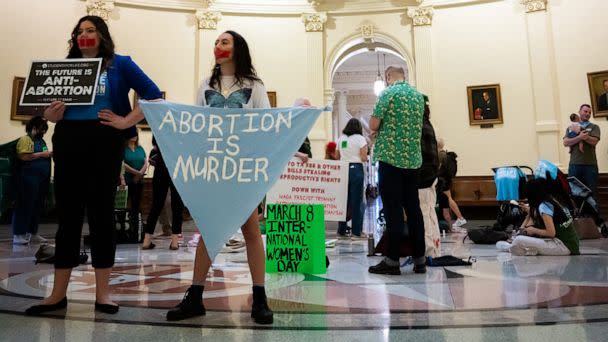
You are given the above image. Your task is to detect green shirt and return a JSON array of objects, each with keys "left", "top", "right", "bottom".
[
  {"left": 565, "top": 122, "right": 600, "bottom": 165},
  {"left": 539, "top": 201, "right": 580, "bottom": 255},
  {"left": 16, "top": 135, "right": 35, "bottom": 154},
  {"left": 372, "top": 80, "right": 424, "bottom": 169},
  {"left": 124, "top": 145, "right": 146, "bottom": 184}
]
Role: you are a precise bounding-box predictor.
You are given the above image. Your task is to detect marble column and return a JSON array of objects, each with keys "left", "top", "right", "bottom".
[
  {"left": 302, "top": 12, "right": 330, "bottom": 157},
  {"left": 325, "top": 88, "right": 336, "bottom": 140},
  {"left": 521, "top": 0, "right": 563, "bottom": 166},
  {"left": 194, "top": 8, "right": 222, "bottom": 98},
  {"left": 407, "top": 6, "right": 434, "bottom": 98},
  {"left": 335, "top": 90, "right": 349, "bottom": 139}
]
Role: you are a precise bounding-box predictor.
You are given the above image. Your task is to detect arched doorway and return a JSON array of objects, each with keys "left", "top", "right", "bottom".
[
  {"left": 326, "top": 36, "right": 412, "bottom": 213},
  {"left": 331, "top": 50, "right": 408, "bottom": 138},
  {"left": 326, "top": 33, "right": 413, "bottom": 139}
]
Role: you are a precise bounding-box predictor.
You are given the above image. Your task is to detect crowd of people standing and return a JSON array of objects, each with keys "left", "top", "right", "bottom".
[{"left": 10, "top": 13, "right": 595, "bottom": 325}]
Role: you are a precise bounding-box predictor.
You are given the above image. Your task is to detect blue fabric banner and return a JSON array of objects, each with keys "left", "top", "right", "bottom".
[
  {"left": 139, "top": 101, "right": 326, "bottom": 258},
  {"left": 535, "top": 159, "right": 559, "bottom": 180}
]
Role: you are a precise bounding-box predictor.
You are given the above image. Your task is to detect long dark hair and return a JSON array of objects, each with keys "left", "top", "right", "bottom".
[
  {"left": 423, "top": 94, "right": 430, "bottom": 120},
  {"left": 209, "top": 30, "right": 261, "bottom": 91},
  {"left": 342, "top": 118, "right": 363, "bottom": 136},
  {"left": 67, "top": 16, "right": 115, "bottom": 69},
  {"left": 526, "top": 178, "right": 550, "bottom": 210},
  {"left": 526, "top": 178, "right": 562, "bottom": 225},
  {"left": 25, "top": 116, "right": 48, "bottom": 135}
]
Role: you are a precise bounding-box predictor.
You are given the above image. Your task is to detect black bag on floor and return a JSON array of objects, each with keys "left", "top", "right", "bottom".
[
  {"left": 466, "top": 227, "right": 510, "bottom": 244},
  {"left": 35, "top": 244, "right": 88, "bottom": 265},
  {"left": 427, "top": 255, "right": 473, "bottom": 267},
  {"left": 34, "top": 244, "right": 56, "bottom": 264}
]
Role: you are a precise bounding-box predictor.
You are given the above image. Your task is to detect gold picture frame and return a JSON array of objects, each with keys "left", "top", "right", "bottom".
[
  {"left": 267, "top": 91, "right": 277, "bottom": 107},
  {"left": 10, "top": 76, "right": 46, "bottom": 122},
  {"left": 133, "top": 91, "right": 166, "bottom": 129},
  {"left": 587, "top": 70, "right": 608, "bottom": 118},
  {"left": 467, "top": 84, "right": 503, "bottom": 126}
]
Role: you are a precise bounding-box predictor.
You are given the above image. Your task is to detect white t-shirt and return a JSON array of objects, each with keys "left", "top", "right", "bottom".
[
  {"left": 337, "top": 134, "right": 367, "bottom": 163},
  {"left": 196, "top": 75, "right": 270, "bottom": 109}
]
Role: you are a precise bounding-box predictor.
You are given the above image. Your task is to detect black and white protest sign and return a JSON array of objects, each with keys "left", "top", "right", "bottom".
[{"left": 19, "top": 58, "right": 102, "bottom": 106}]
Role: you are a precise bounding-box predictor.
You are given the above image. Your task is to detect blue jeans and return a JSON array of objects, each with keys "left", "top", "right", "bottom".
[
  {"left": 12, "top": 166, "right": 50, "bottom": 236},
  {"left": 568, "top": 164, "right": 598, "bottom": 198},
  {"left": 338, "top": 163, "right": 365, "bottom": 236}
]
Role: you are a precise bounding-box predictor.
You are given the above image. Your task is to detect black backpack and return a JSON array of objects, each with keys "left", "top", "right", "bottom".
[
  {"left": 419, "top": 117, "right": 439, "bottom": 189},
  {"left": 444, "top": 151, "right": 458, "bottom": 178},
  {"left": 466, "top": 227, "right": 510, "bottom": 244},
  {"left": 496, "top": 202, "right": 526, "bottom": 230}
]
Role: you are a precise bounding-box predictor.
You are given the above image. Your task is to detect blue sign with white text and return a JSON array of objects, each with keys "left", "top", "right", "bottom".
[{"left": 139, "top": 101, "right": 327, "bottom": 258}]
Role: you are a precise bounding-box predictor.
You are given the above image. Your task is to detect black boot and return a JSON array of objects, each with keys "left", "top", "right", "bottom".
[
  {"left": 166, "top": 285, "right": 206, "bottom": 321},
  {"left": 413, "top": 256, "right": 427, "bottom": 274},
  {"left": 251, "top": 286, "right": 273, "bottom": 324},
  {"left": 368, "top": 258, "right": 401, "bottom": 275}
]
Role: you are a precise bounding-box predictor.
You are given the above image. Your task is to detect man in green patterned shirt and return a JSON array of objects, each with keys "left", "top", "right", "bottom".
[{"left": 368, "top": 66, "right": 426, "bottom": 275}]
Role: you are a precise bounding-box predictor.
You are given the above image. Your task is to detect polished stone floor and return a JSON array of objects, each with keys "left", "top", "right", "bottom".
[{"left": 1, "top": 210, "right": 607, "bottom": 341}]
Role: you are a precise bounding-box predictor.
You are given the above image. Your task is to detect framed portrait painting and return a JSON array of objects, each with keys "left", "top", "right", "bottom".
[
  {"left": 10, "top": 77, "right": 46, "bottom": 122},
  {"left": 587, "top": 70, "right": 608, "bottom": 118},
  {"left": 133, "top": 91, "right": 166, "bottom": 129},
  {"left": 467, "top": 84, "right": 503, "bottom": 126}
]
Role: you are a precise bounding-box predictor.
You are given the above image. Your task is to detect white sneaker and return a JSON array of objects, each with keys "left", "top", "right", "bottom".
[
  {"left": 510, "top": 245, "right": 538, "bottom": 256},
  {"left": 496, "top": 241, "right": 512, "bottom": 252},
  {"left": 12, "top": 234, "right": 30, "bottom": 245},
  {"left": 28, "top": 234, "right": 48, "bottom": 243},
  {"left": 452, "top": 218, "right": 467, "bottom": 228}
]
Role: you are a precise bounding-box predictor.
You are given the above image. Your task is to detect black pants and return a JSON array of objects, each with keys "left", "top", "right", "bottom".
[
  {"left": 126, "top": 181, "right": 143, "bottom": 223},
  {"left": 52, "top": 121, "right": 124, "bottom": 269},
  {"left": 144, "top": 161, "right": 184, "bottom": 235},
  {"left": 378, "top": 161, "right": 425, "bottom": 261}
]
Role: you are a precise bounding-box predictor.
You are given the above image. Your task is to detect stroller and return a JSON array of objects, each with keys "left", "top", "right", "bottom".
[
  {"left": 567, "top": 176, "right": 606, "bottom": 231},
  {"left": 491, "top": 165, "right": 533, "bottom": 231}
]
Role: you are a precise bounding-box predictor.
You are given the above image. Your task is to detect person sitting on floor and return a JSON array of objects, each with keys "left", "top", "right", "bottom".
[{"left": 497, "top": 178, "right": 580, "bottom": 256}]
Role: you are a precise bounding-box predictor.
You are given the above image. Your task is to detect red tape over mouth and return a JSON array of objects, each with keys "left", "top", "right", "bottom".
[
  {"left": 214, "top": 48, "right": 231, "bottom": 59},
  {"left": 78, "top": 38, "right": 96, "bottom": 48}
]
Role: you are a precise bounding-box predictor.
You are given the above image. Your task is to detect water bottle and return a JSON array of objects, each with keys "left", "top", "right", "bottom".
[{"left": 367, "top": 234, "right": 375, "bottom": 256}]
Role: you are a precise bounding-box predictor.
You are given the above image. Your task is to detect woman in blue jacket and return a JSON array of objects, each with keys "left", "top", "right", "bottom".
[{"left": 26, "top": 15, "right": 161, "bottom": 315}]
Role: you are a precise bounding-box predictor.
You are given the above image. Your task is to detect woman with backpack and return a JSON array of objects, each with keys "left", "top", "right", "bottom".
[
  {"left": 497, "top": 178, "right": 580, "bottom": 256},
  {"left": 437, "top": 138, "right": 467, "bottom": 231}
]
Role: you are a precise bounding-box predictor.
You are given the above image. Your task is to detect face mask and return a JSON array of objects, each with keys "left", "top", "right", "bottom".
[
  {"left": 77, "top": 38, "right": 96, "bottom": 48},
  {"left": 214, "top": 48, "right": 231, "bottom": 59}
]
